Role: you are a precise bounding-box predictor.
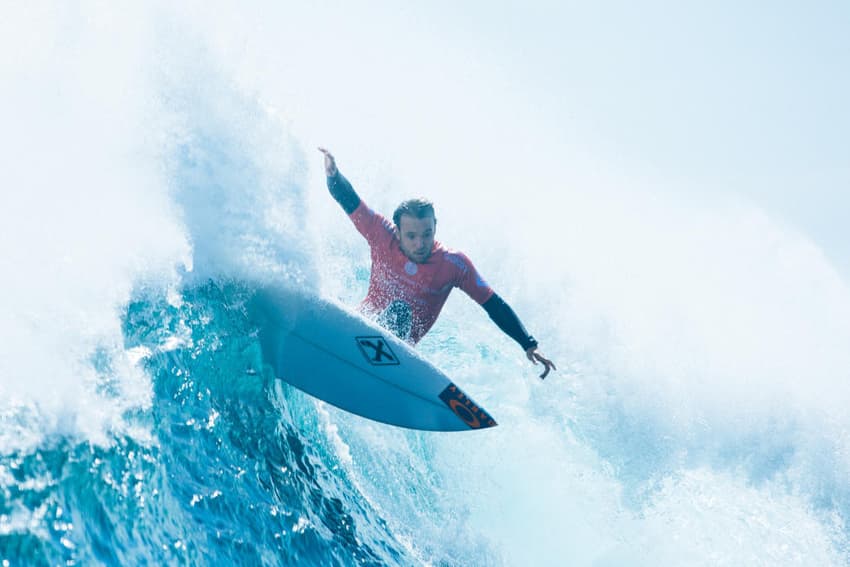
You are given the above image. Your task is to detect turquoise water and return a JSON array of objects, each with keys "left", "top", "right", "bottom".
[
  {"left": 4, "top": 280, "right": 849, "bottom": 566},
  {"left": 2, "top": 283, "right": 413, "bottom": 565}
]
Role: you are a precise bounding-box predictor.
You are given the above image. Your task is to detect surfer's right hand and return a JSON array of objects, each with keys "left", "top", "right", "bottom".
[{"left": 318, "top": 147, "right": 338, "bottom": 177}]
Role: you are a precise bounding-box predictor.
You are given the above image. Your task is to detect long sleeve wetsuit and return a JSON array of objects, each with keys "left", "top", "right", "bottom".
[{"left": 328, "top": 170, "right": 538, "bottom": 351}]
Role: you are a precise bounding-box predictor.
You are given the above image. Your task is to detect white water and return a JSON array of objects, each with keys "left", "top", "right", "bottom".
[{"left": 2, "top": 2, "right": 849, "bottom": 564}]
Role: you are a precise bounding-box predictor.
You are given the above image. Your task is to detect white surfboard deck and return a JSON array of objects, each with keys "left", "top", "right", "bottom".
[{"left": 248, "top": 287, "right": 497, "bottom": 432}]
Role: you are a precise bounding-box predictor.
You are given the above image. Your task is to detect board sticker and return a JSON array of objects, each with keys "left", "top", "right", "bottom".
[
  {"left": 355, "top": 336, "right": 400, "bottom": 366},
  {"left": 438, "top": 384, "right": 497, "bottom": 429}
]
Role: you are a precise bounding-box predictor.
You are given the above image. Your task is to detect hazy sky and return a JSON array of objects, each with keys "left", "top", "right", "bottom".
[
  {"left": 436, "top": 1, "right": 850, "bottom": 272},
  {"left": 225, "top": 0, "right": 849, "bottom": 274},
  {"left": 3, "top": 1, "right": 847, "bottom": 274}
]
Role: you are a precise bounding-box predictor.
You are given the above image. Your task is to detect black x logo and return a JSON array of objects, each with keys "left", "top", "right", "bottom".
[{"left": 356, "top": 336, "right": 400, "bottom": 366}]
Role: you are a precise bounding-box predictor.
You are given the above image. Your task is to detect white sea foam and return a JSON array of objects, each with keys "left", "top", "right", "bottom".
[
  {"left": 0, "top": 3, "right": 188, "bottom": 450},
  {"left": 317, "top": 103, "right": 850, "bottom": 565}
]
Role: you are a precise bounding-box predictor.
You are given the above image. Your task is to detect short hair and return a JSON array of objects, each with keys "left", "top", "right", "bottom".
[{"left": 392, "top": 198, "right": 436, "bottom": 227}]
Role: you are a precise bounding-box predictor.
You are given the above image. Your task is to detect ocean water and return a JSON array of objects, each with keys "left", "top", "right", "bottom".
[{"left": 3, "top": 3, "right": 850, "bottom": 566}]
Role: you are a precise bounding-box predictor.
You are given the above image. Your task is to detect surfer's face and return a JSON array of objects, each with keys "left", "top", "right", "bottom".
[{"left": 397, "top": 213, "right": 436, "bottom": 263}]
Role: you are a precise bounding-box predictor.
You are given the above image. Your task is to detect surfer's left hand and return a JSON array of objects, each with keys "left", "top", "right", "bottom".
[{"left": 526, "top": 347, "right": 556, "bottom": 379}]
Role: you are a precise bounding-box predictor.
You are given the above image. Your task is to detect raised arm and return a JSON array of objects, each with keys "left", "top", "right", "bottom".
[
  {"left": 319, "top": 147, "right": 360, "bottom": 214},
  {"left": 482, "top": 294, "right": 557, "bottom": 379}
]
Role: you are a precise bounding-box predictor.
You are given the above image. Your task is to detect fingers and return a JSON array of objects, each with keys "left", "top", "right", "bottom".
[
  {"left": 532, "top": 352, "right": 556, "bottom": 379},
  {"left": 317, "top": 147, "right": 338, "bottom": 176},
  {"left": 535, "top": 354, "right": 551, "bottom": 378},
  {"left": 526, "top": 348, "right": 556, "bottom": 378}
]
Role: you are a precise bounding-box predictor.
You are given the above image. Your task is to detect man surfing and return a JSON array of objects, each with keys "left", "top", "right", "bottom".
[{"left": 319, "top": 148, "right": 556, "bottom": 379}]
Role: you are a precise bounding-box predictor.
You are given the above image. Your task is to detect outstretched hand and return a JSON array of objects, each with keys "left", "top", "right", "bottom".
[
  {"left": 318, "top": 147, "right": 338, "bottom": 177},
  {"left": 526, "top": 347, "right": 556, "bottom": 379}
]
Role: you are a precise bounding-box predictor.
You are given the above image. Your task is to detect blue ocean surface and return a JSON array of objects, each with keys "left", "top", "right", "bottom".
[
  {"left": 4, "top": 279, "right": 850, "bottom": 566},
  {"left": 2, "top": 282, "right": 408, "bottom": 565}
]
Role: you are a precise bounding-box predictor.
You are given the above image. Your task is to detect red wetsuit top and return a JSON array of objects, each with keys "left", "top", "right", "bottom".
[
  {"left": 348, "top": 200, "right": 494, "bottom": 344},
  {"left": 327, "top": 170, "right": 537, "bottom": 351}
]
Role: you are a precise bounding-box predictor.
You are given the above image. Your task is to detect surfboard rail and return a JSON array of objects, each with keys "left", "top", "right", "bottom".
[{"left": 248, "top": 287, "right": 497, "bottom": 431}]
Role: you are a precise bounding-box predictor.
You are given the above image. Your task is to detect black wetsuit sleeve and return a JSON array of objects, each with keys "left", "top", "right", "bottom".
[
  {"left": 482, "top": 293, "right": 539, "bottom": 351},
  {"left": 326, "top": 171, "right": 361, "bottom": 214}
]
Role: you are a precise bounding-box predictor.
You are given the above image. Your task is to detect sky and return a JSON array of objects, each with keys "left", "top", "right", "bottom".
[
  {"left": 2, "top": 0, "right": 847, "bottom": 269},
  {"left": 214, "top": 0, "right": 850, "bottom": 275}
]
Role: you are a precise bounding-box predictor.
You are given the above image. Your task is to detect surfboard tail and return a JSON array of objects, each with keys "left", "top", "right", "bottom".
[{"left": 438, "top": 384, "right": 498, "bottom": 430}]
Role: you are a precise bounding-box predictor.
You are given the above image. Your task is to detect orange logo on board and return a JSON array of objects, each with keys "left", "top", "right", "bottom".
[{"left": 438, "top": 384, "right": 497, "bottom": 430}]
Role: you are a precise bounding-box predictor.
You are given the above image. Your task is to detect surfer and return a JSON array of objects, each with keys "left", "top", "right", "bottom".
[{"left": 319, "top": 148, "right": 556, "bottom": 379}]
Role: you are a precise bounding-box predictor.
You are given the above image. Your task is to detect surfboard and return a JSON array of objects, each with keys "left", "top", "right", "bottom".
[{"left": 248, "top": 286, "right": 497, "bottom": 432}]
